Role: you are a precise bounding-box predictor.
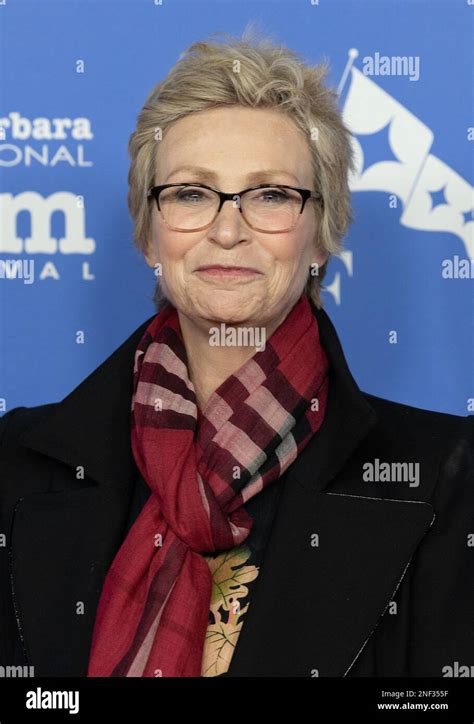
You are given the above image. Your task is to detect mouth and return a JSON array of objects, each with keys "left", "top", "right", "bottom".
[{"left": 195, "top": 265, "right": 263, "bottom": 279}]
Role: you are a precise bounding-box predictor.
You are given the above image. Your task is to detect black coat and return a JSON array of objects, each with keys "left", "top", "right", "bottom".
[{"left": 1, "top": 305, "right": 473, "bottom": 677}]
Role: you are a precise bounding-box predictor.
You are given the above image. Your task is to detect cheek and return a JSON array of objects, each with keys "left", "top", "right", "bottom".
[
  {"left": 153, "top": 226, "right": 194, "bottom": 263},
  {"left": 266, "top": 231, "right": 313, "bottom": 268},
  {"left": 151, "top": 210, "right": 182, "bottom": 258}
]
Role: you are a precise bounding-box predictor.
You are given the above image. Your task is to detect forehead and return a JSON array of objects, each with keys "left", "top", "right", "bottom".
[{"left": 155, "top": 106, "right": 313, "bottom": 186}]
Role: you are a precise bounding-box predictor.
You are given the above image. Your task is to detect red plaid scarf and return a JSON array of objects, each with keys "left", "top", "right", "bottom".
[{"left": 87, "top": 293, "right": 329, "bottom": 677}]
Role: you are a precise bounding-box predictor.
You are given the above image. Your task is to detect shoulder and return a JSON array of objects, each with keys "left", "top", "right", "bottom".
[
  {"left": 363, "top": 391, "right": 472, "bottom": 445},
  {"left": 0, "top": 404, "right": 62, "bottom": 521},
  {"left": 0, "top": 314, "right": 156, "bottom": 452},
  {"left": 0, "top": 404, "right": 58, "bottom": 448},
  {"left": 360, "top": 392, "right": 473, "bottom": 505}
]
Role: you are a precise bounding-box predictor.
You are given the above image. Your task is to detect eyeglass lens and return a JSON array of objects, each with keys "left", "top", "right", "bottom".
[{"left": 157, "top": 185, "right": 304, "bottom": 231}]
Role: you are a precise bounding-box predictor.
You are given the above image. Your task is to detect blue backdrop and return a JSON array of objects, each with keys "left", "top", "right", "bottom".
[{"left": 1, "top": 0, "right": 472, "bottom": 417}]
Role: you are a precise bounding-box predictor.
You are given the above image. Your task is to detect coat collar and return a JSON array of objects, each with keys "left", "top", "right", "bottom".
[
  {"left": 12, "top": 302, "right": 435, "bottom": 677},
  {"left": 19, "top": 301, "right": 376, "bottom": 495},
  {"left": 19, "top": 314, "right": 153, "bottom": 490}
]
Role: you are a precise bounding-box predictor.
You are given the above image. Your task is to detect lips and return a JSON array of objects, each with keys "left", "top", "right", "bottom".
[
  {"left": 196, "top": 265, "right": 262, "bottom": 273},
  {"left": 195, "top": 265, "right": 263, "bottom": 282}
]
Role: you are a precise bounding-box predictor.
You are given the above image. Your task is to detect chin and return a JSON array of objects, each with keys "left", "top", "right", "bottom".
[
  {"left": 192, "top": 292, "right": 257, "bottom": 315},
  {"left": 201, "top": 306, "right": 256, "bottom": 324}
]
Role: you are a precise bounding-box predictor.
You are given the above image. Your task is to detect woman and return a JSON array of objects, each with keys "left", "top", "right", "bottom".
[{"left": 0, "top": 33, "right": 472, "bottom": 679}]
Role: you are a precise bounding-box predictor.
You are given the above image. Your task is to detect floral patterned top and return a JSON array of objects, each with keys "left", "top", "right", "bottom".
[{"left": 201, "top": 479, "right": 283, "bottom": 677}]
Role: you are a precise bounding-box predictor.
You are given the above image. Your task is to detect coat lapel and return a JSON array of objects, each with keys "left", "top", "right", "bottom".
[
  {"left": 11, "top": 305, "right": 435, "bottom": 677},
  {"left": 224, "top": 471, "right": 435, "bottom": 676}
]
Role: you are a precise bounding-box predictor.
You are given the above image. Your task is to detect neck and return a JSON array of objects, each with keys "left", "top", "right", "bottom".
[{"left": 177, "top": 309, "right": 288, "bottom": 410}]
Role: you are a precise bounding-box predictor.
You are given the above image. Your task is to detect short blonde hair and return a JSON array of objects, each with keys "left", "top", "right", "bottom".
[{"left": 128, "top": 28, "right": 355, "bottom": 310}]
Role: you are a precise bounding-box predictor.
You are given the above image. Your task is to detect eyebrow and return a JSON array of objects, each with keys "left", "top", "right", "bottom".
[{"left": 165, "top": 165, "right": 301, "bottom": 186}]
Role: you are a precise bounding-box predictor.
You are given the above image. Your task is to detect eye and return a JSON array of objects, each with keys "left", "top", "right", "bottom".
[
  {"left": 175, "top": 186, "right": 208, "bottom": 203},
  {"left": 257, "top": 188, "right": 289, "bottom": 204}
]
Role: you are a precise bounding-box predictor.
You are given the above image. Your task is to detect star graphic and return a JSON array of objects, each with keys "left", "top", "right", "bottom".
[
  {"left": 462, "top": 207, "right": 473, "bottom": 226},
  {"left": 428, "top": 185, "right": 448, "bottom": 211},
  {"left": 356, "top": 120, "right": 399, "bottom": 174}
]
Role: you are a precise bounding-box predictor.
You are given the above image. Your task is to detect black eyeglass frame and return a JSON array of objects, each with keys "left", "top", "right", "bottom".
[{"left": 147, "top": 182, "right": 324, "bottom": 233}]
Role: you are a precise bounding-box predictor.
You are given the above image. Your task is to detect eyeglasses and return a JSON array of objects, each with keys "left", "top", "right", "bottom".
[{"left": 147, "top": 182, "right": 324, "bottom": 233}]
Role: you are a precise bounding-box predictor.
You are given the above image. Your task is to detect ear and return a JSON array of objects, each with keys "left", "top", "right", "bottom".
[
  {"left": 143, "top": 238, "right": 159, "bottom": 269},
  {"left": 144, "top": 250, "right": 156, "bottom": 268},
  {"left": 312, "top": 248, "right": 329, "bottom": 271},
  {"left": 143, "top": 199, "right": 160, "bottom": 268}
]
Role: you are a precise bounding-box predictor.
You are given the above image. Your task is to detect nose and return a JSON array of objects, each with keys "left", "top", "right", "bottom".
[{"left": 207, "top": 197, "right": 250, "bottom": 246}]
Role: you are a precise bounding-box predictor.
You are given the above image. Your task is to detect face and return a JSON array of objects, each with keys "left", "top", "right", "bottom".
[{"left": 145, "top": 105, "right": 326, "bottom": 332}]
